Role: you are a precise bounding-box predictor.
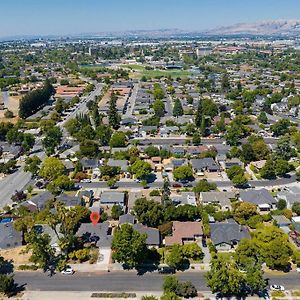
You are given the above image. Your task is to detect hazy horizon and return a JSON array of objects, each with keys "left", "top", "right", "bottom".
[{"left": 0, "top": 0, "right": 300, "bottom": 38}]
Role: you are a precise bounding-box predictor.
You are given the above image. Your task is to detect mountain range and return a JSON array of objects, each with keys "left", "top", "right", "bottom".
[{"left": 204, "top": 20, "right": 300, "bottom": 36}]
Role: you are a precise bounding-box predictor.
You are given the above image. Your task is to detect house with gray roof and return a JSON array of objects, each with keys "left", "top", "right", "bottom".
[
  {"left": 200, "top": 192, "right": 236, "bottom": 211},
  {"left": 210, "top": 220, "right": 250, "bottom": 251},
  {"left": 119, "top": 214, "right": 135, "bottom": 225},
  {"left": 0, "top": 221, "right": 22, "bottom": 249},
  {"left": 57, "top": 193, "right": 82, "bottom": 208},
  {"left": 76, "top": 223, "right": 112, "bottom": 248},
  {"left": 100, "top": 192, "right": 125, "bottom": 206},
  {"left": 191, "top": 158, "right": 220, "bottom": 173},
  {"left": 25, "top": 191, "right": 53, "bottom": 211},
  {"left": 80, "top": 159, "right": 100, "bottom": 170},
  {"left": 107, "top": 159, "right": 128, "bottom": 172},
  {"left": 171, "top": 192, "right": 197, "bottom": 206},
  {"left": 239, "top": 188, "right": 277, "bottom": 211},
  {"left": 133, "top": 223, "right": 161, "bottom": 248}
]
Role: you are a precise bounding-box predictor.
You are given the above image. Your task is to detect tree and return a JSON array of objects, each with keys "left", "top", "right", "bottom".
[
  {"left": 173, "top": 165, "right": 193, "bottom": 181},
  {"left": 161, "top": 179, "right": 171, "bottom": 205},
  {"left": 276, "top": 136, "right": 296, "bottom": 161},
  {"left": 270, "top": 119, "right": 291, "bottom": 137},
  {"left": 96, "top": 124, "right": 112, "bottom": 146},
  {"left": 173, "top": 99, "right": 183, "bottom": 117},
  {"left": 244, "top": 262, "right": 267, "bottom": 295},
  {"left": 195, "top": 100, "right": 202, "bottom": 127},
  {"left": 160, "top": 292, "right": 182, "bottom": 300},
  {"left": 252, "top": 225, "right": 293, "bottom": 270},
  {"left": 152, "top": 99, "right": 165, "bottom": 118},
  {"left": 19, "top": 79, "right": 55, "bottom": 119},
  {"left": 206, "top": 255, "right": 244, "bottom": 296},
  {"left": 133, "top": 198, "right": 164, "bottom": 227},
  {"left": 0, "top": 256, "right": 14, "bottom": 295},
  {"left": 292, "top": 202, "right": 300, "bottom": 215},
  {"left": 80, "top": 140, "right": 99, "bottom": 158},
  {"left": 25, "top": 230, "right": 55, "bottom": 269},
  {"left": 144, "top": 146, "right": 160, "bottom": 157},
  {"left": 182, "top": 243, "right": 203, "bottom": 260},
  {"left": 192, "top": 132, "right": 201, "bottom": 145},
  {"left": 111, "top": 204, "right": 123, "bottom": 220},
  {"left": 39, "top": 157, "right": 65, "bottom": 180},
  {"left": 166, "top": 245, "right": 186, "bottom": 270},
  {"left": 233, "top": 202, "right": 257, "bottom": 223},
  {"left": 112, "top": 224, "right": 147, "bottom": 269},
  {"left": 22, "top": 133, "right": 35, "bottom": 152},
  {"left": 47, "top": 175, "right": 74, "bottom": 195},
  {"left": 42, "top": 126, "right": 62, "bottom": 155},
  {"left": 260, "top": 159, "right": 276, "bottom": 179},
  {"left": 108, "top": 92, "right": 121, "bottom": 129},
  {"left": 277, "top": 199, "right": 287, "bottom": 210},
  {"left": 257, "top": 112, "right": 268, "bottom": 124},
  {"left": 226, "top": 165, "right": 244, "bottom": 180},
  {"left": 221, "top": 73, "right": 231, "bottom": 92},
  {"left": 109, "top": 132, "right": 127, "bottom": 148},
  {"left": 193, "top": 180, "right": 216, "bottom": 194},
  {"left": 232, "top": 173, "right": 248, "bottom": 187},
  {"left": 24, "top": 155, "right": 41, "bottom": 176},
  {"left": 129, "top": 159, "right": 152, "bottom": 180}
]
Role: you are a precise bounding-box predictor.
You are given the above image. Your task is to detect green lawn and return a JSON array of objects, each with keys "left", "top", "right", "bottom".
[{"left": 120, "top": 64, "right": 191, "bottom": 79}]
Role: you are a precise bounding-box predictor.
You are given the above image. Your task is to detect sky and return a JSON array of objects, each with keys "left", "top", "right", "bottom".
[{"left": 0, "top": 0, "right": 300, "bottom": 37}]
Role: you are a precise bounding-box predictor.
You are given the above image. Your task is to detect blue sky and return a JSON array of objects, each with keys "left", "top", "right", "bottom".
[{"left": 0, "top": 0, "right": 299, "bottom": 37}]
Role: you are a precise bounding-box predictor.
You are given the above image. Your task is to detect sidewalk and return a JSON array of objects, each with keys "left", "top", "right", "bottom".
[{"left": 21, "top": 291, "right": 217, "bottom": 300}]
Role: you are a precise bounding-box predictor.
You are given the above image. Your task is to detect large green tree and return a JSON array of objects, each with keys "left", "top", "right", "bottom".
[{"left": 112, "top": 224, "right": 147, "bottom": 269}]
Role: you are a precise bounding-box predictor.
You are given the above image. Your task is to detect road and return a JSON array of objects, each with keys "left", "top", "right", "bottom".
[
  {"left": 0, "top": 84, "right": 104, "bottom": 209},
  {"left": 14, "top": 271, "right": 300, "bottom": 292},
  {"left": 80, "top": 174, "right": 297, "bottom": 190}
]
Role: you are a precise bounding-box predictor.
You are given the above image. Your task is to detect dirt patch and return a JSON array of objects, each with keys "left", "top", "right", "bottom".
[{"left": 0, "top": 246, "right": 31, "bottom": 265}]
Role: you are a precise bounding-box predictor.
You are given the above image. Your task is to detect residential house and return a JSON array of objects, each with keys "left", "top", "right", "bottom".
[
  {"left": 24, "top": 191, "right": 53, "bottom": 211},
  {"left": 210, "top": 219, "right": 250, "bottom": 251},
  {"left": 133, "top": 223, "right": 161, "bottom": 248},
  {"left": 119, "top": 213, "right": 135, "bottom": 225},
  {"left": 239, "top": 189, "right": 277, "bottom": 212},
  {"left": 200, "top": 192, "right": 236, "bottom": 211},
  {"left": 272, "top": 215, "right": 291, "bottom": 233},
  {"left": 80, "top": 159, "right": 100, "bottom": 171},
  {"left": 76, "top": 223, "right": 112, "bottom": 248},
  {"left": 191, "top": 158, "right": 219, "bottom": 174},
  {"left": 107, "top": 159, "right": 129, "bottom": 177},
  {"left": 0, "top": 220, "right": 22, "bottom": 249},
  {"left": 100, "top": 192, "right": 125, "bottom": 207},
  {"left": 56, "top": 193, "right": 82, "bottom": 208},
  {"left": 165, "top": 221, "right": 203, "bottom": 246},
  {"left": 171, "top": 192, "right": 197, "bottom": 206}
]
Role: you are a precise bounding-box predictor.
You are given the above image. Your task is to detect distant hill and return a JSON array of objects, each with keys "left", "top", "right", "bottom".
[{"left": 205, "top": 20, "right": 300, "bottom": 36}]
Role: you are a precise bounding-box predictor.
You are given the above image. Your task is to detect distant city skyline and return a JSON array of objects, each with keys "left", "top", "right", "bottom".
[{"left": 0, "top": 0, "right": 300, "bottom": 38}]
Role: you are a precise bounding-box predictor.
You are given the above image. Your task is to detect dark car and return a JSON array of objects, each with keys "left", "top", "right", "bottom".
[
  {"left": 158, "top": 267, "right": 176, "bottom": 274},
  {"left": 172, "top": 182, "right": 182, "bottom": 188},
  {"left": 202, "top": 238, "right": 207, "bottom": 247}
]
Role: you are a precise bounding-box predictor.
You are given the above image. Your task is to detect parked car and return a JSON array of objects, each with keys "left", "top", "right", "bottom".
[
  {"left": 270, "top": 285, "right": 285, "bottom": 291},
  {"left": 61, "top": 267, "right": 74, "bottom": 275},
  {"left": 158, "top": 267, "right": 176, "bottom": 274},
  {"left": 202, "top": 238, "right": 207, "bottom": 247},
  {"left": 172, "top": 182, "right": 182, "bottom": 188},
  {"left": 296, "top": 267, "right": 300, "bottom": 273},
  {"left": 81, "top": 179, "right": 91, "bottom": 183}
]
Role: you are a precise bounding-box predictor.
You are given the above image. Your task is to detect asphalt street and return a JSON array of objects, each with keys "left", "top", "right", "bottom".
[
  {"left": 0, "top": 84, "right": 104, "bottom": 208},
  {"left": 80, "top": 174, "right": 297, "bottom": 190},
  {"left": 14, "top": 271, "right": 300, "bottom": 292}
]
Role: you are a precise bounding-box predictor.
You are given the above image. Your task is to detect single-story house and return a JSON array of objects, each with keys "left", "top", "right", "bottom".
[
  {"left": 191, "top": 158, "right": 220, "bottom": 173},
  {"left": 200, "top": 192, "right": 235, "bottom": 211},
  {"left": 80, "top": 159, "right": 100, "bottom": 171},
  {"left": 107, "top": 159, "right": 129, "bottom": 173},
  {"left": 239, "top": 189, "right": 277, "bottom": 211},
  {"left": 165, "top": 221, "right": 203, "bottom": 246},
  {"left": 24, "top": 191, "right": 54, "bottom": 211},
  {"left": 272, "top": 215, "right": 291, "bottom": 229},
  {"left": 133, "top": 223, "right": 161, "bottom": 248},
  {"left": 171, "top": 192, "right": 197, "bottom": 206},
  {"left": 56, "top": 193, "right": 82, "bottom": 208},
  {"left": 210, "top": 220, "right": 250, "bottom": 251},
  {"left": 76, "top": 223, "right": 112, "bottom": 248},
  {"left": 0, "top": 221, "right": 22, "bottom": 249},
  {"left": 119, "top": 213, "right": 136, "bottom": 225},
  {"left": 100, "top": 192, "right": 125, "bottom": 207}
]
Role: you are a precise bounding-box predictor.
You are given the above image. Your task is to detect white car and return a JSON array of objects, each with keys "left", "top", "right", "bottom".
[
  {"left": 270, "top": 285, "right": 285, "bottom": 291},
  {"left": 81, "top": 179, "right": 91, "bottom": 183},
  {"left": 297, "top": 267, "right": 300, "bottom": 273},
  {"left": 61, "top": 267, "right": 74, "bottom": 275}
]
